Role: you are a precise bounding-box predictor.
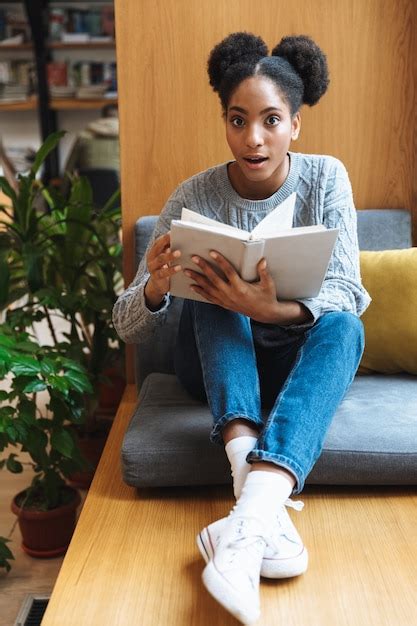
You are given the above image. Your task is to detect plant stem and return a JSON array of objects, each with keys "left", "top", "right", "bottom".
[{"left": 43, "top": 306, "right": 59, "bottom": 345}]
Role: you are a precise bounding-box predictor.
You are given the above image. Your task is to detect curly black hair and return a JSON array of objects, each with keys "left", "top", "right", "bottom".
[{"left": 207, "top": 32, "right": 330, "bottom": 116}]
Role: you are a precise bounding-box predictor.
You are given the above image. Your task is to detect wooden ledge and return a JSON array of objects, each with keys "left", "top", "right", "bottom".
[{"left": 42, "top": 385, "right": 417, "bottom": 625}]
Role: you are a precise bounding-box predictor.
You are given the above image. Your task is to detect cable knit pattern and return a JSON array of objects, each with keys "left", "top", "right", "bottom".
[{"left": 113, "top": 152, "right": 371, "bottom": 344}]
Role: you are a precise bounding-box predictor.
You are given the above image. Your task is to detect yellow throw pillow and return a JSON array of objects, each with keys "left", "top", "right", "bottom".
[{"left": 358, "top": 248, "right": 417, "bottom": 374}]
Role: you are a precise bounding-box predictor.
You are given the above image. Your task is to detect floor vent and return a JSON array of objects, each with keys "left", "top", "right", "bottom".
[{"left": 14, "top": 595, "right": 50, "bottom": 626}]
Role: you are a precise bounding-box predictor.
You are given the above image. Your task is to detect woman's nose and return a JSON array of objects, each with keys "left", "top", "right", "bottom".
[{"left": 245, "top": 125, "right": 264, "bottom": 148}]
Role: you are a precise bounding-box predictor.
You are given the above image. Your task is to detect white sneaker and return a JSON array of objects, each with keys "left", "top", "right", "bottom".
[
  {"left": 201, "top": 515, "right": 267, "bottom": 625},
  {"left": 197, "top": 499, "right": 308, "bottom": 580}
]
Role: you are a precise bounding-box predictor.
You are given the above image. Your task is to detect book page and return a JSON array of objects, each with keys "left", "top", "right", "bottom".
[
  {"left": 262, "top": 228, "right": 339, "bottom": 299},
  {"left": 180, "top": 208, "right": 250, "bottom": 237},
  {"left": 261, "top": 224, "right": 326, "bottom": 239},
  {"left": 249, "top": 192, "right": 296, "bottom": 240},
  {"left": 174, "top": 218, "right": 250, "bottom": 241}
]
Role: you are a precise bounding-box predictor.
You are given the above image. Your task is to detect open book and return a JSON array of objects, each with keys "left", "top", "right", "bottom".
[{"left": 169, "top": 193, "right": 339, "bottom": 302}]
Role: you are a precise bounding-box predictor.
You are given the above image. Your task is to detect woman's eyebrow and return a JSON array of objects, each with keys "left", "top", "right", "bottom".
[{"left": 229, "top": 106, "right": 284, "bottom": 114}]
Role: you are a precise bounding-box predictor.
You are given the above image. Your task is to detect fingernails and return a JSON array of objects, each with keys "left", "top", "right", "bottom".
[
  {"left": 174, "top": 265, "right": 182, "bottom": 272},
  {"left": 191, "top": 256, "right": 199, "bottom": 264},
  {"left": 184, "top": 270, "right": 192, "bottom": 277},
  {"left": 209, "top": 251, "right": 217, "bottom": 259},
  {"left": 172, "top": 250, "right": 181, "bottom": 258},
  {"left": 260, "top": 259, "right": 267, "bottom": 270}
]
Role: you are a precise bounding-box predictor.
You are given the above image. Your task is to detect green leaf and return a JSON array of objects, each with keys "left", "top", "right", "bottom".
[
  {"left": 10, "top": 355, "right": 41, "bottom": 376},
  {"left": 5, "top": 425, "right": 18, "bottom": 442},
  {"left": 40, "top": 358, "right": 57, "bottom": 376},
  {"left": 0, "top": 176, "right": 18, "bottom": 206},
  {"left": 65, "top": 370, "right": 93, "bottom": 394},
  {"left": 0, "top": 390, "right": 9, "bottom": 402},
  {"left": 24, "top": 427, "right": 48, "bottom": 465},
  {"left": 101, "top": 188, "right": 121, "bottom": 214},
  {"left": 0, "top": 536, "right": 14, "bottom": 572},
  {"left": 50, "top": 428, "right": 74, "bottom": 458},
  {"left": 46, "top": 375, "right": 69, "bottom": 393},
  {"left": 31, "top": 131, "right": 66, "bottom": 177},
  {"left": 23, "top": 379, "right": 47, "bottom": 393},
  {"left": 6, "top": 453, "right": 23, "bottom": 473},
  {"left": 59, "top": 357, "right": 88, "bottom": 374},
  {"left": 0, "top": 334, "right": 14, "bottom": 348}
]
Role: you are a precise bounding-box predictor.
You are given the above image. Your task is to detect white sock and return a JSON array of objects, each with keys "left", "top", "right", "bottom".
[
  {"left": 230, "top": 470, "right": 293, "bottom": 528},
  {"left": 225, "top": 436, "right": 257, "bottom": 499}
]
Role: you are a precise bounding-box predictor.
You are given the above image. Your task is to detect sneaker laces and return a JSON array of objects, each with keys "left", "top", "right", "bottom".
[
  {"left": 266, "top": 499, "right": 304, "bottom": 553},
  {"left": 284, "top": 498, "right": 304, "bottom": 512},
  {"left": 223, "top": 516, "right": 267, "bottom": 564}
]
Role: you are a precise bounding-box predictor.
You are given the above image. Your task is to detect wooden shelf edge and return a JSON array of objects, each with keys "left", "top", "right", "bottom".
[
  {"left": 50, "top": 97, "right": 118, "bottom": 110},
  {"left": 0, "top": 97, "right": 118, "bottom": 111},
  {"left": 0, "top": 42, "right": 115, "bottom": 51}
]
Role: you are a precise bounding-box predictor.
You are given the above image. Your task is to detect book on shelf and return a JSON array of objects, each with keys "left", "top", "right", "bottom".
[
  {"left": 48, "top": 6, "right": 115, "bottom": 42},
  {"left": 0, "top": 8, "right": 30, "bottom": 43},
  {"left": 169, "top": 193, "right": 339, "bottom": 302}
]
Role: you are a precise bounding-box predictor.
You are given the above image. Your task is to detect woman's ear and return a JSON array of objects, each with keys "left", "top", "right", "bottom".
[{"left": 291, "top": 112, "right": 301, "bottom": 141}]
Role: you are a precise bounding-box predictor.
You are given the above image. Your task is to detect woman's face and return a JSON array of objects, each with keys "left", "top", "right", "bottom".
[{"left": 225, "top": 76, "right": 300, "bottom": 198}]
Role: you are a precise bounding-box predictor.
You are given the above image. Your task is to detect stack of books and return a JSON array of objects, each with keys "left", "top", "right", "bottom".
[
  {"left": 48, "top": 6, "right": 115, "bottom": 43},
  {"left": 0, "top": 60, "right": 34, "bottom": 103},
  {"left": 0, "top": 83, "right": 28, "bottom": 103},
  {"left": 46, "top": 60, "right": 117, "bottom": 99}
]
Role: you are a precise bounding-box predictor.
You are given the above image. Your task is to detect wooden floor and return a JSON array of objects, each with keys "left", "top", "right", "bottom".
[
  {"left": 39, "top": 384, "right": 417, "bottom": 626},
  {"left": 0, "top": 454, "right": 87, "bottom": 626}
]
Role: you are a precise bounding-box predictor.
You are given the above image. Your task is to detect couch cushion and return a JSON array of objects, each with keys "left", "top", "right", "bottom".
[{"left": 121, "top": 373, "right": 417, "bottom": 488}]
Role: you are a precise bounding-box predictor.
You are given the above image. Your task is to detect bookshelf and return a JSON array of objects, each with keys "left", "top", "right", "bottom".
[{"left": 0, "top": 1, "right": 117, "bottom": 179}]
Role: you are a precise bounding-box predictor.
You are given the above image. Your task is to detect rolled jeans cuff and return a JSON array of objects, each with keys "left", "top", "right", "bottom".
[
  {"left": 210, "top": 413, "right": 264, "bottom": 445},
  {"left": 247, "top": 449, "right": 305, "bottom": 494}
]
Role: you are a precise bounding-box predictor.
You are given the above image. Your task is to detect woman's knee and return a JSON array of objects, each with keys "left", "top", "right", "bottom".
[{"left": 315, "top": 311, "right": 365, "bottom": 357}]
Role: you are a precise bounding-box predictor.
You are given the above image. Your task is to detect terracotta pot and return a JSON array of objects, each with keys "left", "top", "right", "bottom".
[
  {"left": 67, "top": 426, "right": 110, "bottom": 489},
  {"left": 11, "top": 486, "right": 81, "bottom": 558},
  {"left": 97, "top": 367, "right": 125, "bottom": 413}
]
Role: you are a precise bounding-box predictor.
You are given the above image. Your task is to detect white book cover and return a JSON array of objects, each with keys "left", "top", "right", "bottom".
[{"left": 169, "top": 193, "right": 338, "bottom": 302}]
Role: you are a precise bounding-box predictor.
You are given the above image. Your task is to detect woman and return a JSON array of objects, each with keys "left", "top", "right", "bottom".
[{"left": 113, "top": 32, "right": 370, "bottom": 625}]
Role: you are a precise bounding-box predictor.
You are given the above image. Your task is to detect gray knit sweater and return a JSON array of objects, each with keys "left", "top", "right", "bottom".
[{"left": 113, "top": 151, "right": 371, "bottom": 344}]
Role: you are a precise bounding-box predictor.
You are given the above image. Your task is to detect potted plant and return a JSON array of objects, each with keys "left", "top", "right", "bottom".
[
  {"left": 0, "top": 131, "right": 124, "bottom": 488},
  {"left": 0, "top": 323, "right": 92, "bottom": 558}
]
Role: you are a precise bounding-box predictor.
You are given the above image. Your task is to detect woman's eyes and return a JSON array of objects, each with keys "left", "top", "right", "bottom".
[
  {"left": 230, "top": 115, "right": 281, "bottom": 127},
  {"left": 266, "top": 115, "right": 280, "bottom": 126},
  {"left": 231, "top": 117, "right": 245, "bottom": 127}
]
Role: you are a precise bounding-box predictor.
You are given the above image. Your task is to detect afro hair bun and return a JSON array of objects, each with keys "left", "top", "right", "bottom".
[
  {"left": 271, "top": 35, "right": 330, "bottom": 106},
  {"left": 208, "top": 32, "right": 268, "bottom": 93}
]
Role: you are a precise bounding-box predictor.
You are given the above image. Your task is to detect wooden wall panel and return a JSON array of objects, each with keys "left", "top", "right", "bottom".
[{"left": 115, "top": 0, "right": 416, "bottom": 382}]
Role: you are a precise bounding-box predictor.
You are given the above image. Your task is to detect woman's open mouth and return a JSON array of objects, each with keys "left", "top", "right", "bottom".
[{"left": 243, "top": 156, "right": 269, "bottom": 170}]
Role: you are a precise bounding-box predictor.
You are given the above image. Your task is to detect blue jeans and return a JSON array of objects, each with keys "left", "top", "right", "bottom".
[{"left": 174, "top": 301, "right": 364, "bottom": 494}]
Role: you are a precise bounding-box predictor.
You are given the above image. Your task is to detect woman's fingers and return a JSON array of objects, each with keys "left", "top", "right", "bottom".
[
  {"left": 190, "top": 252, "right": 237, "bottom": 289},
  {"left": 257, "top": 258, "right": 276, "bottom": 292},
  {"left": 208, "top": 251, "right": 240, "bottom": 283}
]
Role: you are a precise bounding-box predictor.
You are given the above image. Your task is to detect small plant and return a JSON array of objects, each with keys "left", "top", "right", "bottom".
[{"left": 0, "top": 324, "right": 92, "bottom": 510}]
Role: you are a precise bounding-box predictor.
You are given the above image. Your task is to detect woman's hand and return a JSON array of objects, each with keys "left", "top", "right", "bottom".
[
  {"left": 184, "top": 251, "right": 313, "bottom": 325},
  {"left": 144, "top": 232, "right": 181, "bottom": 310}
]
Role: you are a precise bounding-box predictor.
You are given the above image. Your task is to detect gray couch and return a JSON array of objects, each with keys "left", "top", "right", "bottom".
[{"left": 121, "top": 210, "right": 417, "bottom": 488}]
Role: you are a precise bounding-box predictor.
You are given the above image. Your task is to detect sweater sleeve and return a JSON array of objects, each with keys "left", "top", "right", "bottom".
[
  {"left": 296, "top": 159, "right": 371, "bottom": 323},
  {"left": 112, "top": 186, "right": 185, "bottom": 344}
]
